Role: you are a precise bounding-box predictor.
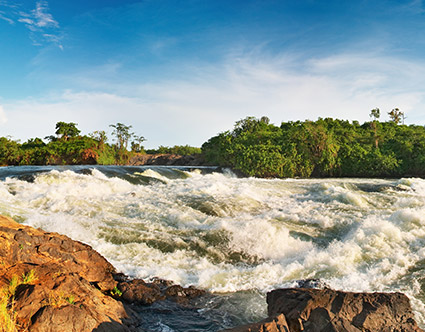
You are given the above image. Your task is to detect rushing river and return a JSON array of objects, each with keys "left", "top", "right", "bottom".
[{"left": 1, "top": 165, "right": 425, "bottom": 330}]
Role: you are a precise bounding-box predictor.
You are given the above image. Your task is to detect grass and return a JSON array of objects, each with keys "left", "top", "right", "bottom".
[
  {"left": 111, "top": 286, "right": 122, "bottom": 297},
  {"left": 0, "top": 270, "right": 38, "bottom": 332},
  {"left": 47, "top": 291, "right": 76, "bottom": 307}
]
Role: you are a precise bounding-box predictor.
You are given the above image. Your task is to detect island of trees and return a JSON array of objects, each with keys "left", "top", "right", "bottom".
[
  {"left": 0, "top": 122, "right": 200, "bottom": 166},
  {"left": 2, "top": 108, "right": 425, "bottom": 178}
]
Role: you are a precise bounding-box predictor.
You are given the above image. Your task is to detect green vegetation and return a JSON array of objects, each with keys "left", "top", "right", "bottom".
[
  {"left": 0, "top": 122, "right": 201, "bottom": 166},
  {"left": 0, "top": 270, "right": 38, "bottom": 332},
  {"left": 201, "top": 112, "right": 425, "bottom": 178},
  {"left": 146, "top": 145, "right": 201, "bottom": 155},
  {"left": 4, "top": 111, "right": 425, "bottom": 179},
  {"left": 110, "top": 286, "right": 122, "bottom": 297}
]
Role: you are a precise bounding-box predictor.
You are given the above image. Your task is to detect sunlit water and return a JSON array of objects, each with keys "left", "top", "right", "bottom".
[{"left": 1, "top": 165, "right": 425, "bottom": 330}]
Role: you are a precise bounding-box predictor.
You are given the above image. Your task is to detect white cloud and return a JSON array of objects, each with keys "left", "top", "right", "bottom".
[
  {"left": 2, "top": 51, "right": 425, "bottom": 147},
  {"left": 0, "top": 10, "right": 13, "bottom": 24},
  {"left": 1, "top": 0, "right": 62, "bottom": 48},
  {"left": 32, "top": 0, "right": 58, "bottom": 28},
  {"left": 0, "top": 106, "right": 7, "bottom": 125}
]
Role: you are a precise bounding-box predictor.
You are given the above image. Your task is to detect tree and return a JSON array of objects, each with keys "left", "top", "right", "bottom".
[
  {"left": 388, "top": 108, "right": 404, "bottom": 124},
  {"left": 370, "top": 108, "right": 380, "bottom": 120},
  {"left": 109, "top": 123, "right": 133, "bottom": 151},
  {"left": 55, "top": 122, "right": 80, "bottom": 141},
  {"left": 369, "top": 108, "right": 381, "bottom": 148},
  {"left": 89, "top": 130, "right": 108, "bottom": 149},
  {"left": 131, "top": 135, "right": 146, "bottom": 153}
]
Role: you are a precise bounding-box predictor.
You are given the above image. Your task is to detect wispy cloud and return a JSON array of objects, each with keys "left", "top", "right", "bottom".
[
  {"left": 0, "top": 0, "right": 62, "bottom": 48},
  {"left": 0, "top": 10, "right": 13, "bottom": 24},
  {"left": 18, "top": 0, "right": 58, "bottom": 30},
  {"left": 2, "top": 50, "right": 425, "bottom": 146}
]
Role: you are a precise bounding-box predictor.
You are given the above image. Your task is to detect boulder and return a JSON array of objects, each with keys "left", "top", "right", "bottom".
[
  {"left": 0, "top": 215, "right": 205, "bottom": 331},
  {"left": 224, "top": 287, "right": 424, "bottom": 332},
  {"left": 116, "top": 276, "right": 206, "bottom": 305},
  {"left": 0, "top": 215, "right": 133, "bottom": 331}
]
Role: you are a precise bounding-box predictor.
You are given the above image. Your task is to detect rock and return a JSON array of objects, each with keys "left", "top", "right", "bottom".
[
  {"left": 0, "top": 215, "right": 206, "bottom": 331},
  {"left": 223, "top": 314, "right": 290, "bottom": 332},
  {"left": 0, "top": 215, "right": 132, "bottom": 331},
  {"left": 128, "top": 153, "right": 206, "bottom": 166},
  {"left": 116, "top": 278, "right": 206, "bottom": 305},
  {"left": 224, "top": 287, "right": 424, "bottom": 332},
  {"left": 117, "top": 279, "right": 165, "bottom": 304}
]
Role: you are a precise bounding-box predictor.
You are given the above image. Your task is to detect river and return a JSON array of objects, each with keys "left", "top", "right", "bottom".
[{"left": 1, "top": 165, "right": 425, "bottom": 330}]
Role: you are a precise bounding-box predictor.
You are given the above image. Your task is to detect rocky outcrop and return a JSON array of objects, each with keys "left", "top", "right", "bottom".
[
  {"left": 128, "top": 153, "right": 206, "bottom": 166},
  {"left": 115, "top": 275, "right": 205, "bottom": 305},
  {"left": 225, "top": 287, "right": 423, "bottom": 332},
  {"left": 0, "top": 215, "right": 205, "bottom": 332}
]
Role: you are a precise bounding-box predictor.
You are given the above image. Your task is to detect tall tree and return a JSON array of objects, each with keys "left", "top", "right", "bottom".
[
  {"left": 131, "top": 135, "right": 146, "bottom": 153},
  {"left": 388, "top": 108, "right": 404, "bottom": 124},
  {"left": 109, "top": 123, "right": 133, "bottom": 151},
  {"left": 369, "top": 108, "right": 381, "bottom": 148},
  {"left": 370, "top": 108, "right": 380, "bottom": 121},
  {"left": 55, "top": 122, "right": 80, "bottom": 141}
]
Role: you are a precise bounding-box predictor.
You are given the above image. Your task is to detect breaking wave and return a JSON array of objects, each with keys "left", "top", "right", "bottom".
[{"left": 1, "top": 165, "right": 425, "bottom": 328}]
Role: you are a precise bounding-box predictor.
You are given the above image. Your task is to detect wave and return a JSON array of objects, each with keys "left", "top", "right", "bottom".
[{"left": 1, "top": 167, "right": 425, "bottom": 325}]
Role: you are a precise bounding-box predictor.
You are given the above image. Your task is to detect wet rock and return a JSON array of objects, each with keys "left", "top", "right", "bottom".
[
  {"left": 224, "top": 314, "right": 290, "bottom": 332},
  {"left": 0, "top": 215, "right": 206, "bottom": 331},
  {"left": 117, "top": 279, "right": 206, "bottom": 305},
  {"left": 0, "top": 215, "right": 133, "bottom": 331},
  {"left": 118, "top": 279, "right": 165, "bottom": 304},
  {"left": 225, "top": 287, "right": 424, "bottom": 332},
  {"left": 163, "top": 285, "right": 206, "bottom": 304}
]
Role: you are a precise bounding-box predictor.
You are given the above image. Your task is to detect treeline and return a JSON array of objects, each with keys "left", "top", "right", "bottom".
[
  {"left": 0, "top": 122, "right": 200, "bottom": 166},
  {"left": 201, "top": 114, "right": 425, "bottom": 178}
]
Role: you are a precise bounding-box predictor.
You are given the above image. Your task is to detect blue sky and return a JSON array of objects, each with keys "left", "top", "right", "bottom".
[{"left": 1, "top": 0, "right": 425, "bottom": 148}]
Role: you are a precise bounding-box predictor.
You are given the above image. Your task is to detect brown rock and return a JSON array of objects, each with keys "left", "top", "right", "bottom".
[
  {"left": 223, "top": 314, "right": 290, "bottom": 332},
  {"left": 117, "top": 279, "right": 165, "bottom": 304},
  {"left": 225, "top": 287, "right": 424, "bottom": 332},
  {"left": 116, "top": 278, "right": 206, "bottom": 305},
  {"left": 0, "top": 215, "right": 206, "bottom": 331},
  {"left": 128, "top": 153, "right": 206, "bottom": 166},
  {"left": 267, "top": 288, "right": 423, "bottom": 332},
  {"left": 0, "top": 215, "right": 132, "bottom": 331}
]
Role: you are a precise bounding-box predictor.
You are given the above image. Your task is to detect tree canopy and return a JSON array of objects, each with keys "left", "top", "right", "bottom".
[
  {"left": 55, "top": 122, "right": 81, "bottom": 141},
  {"left": 201, "top": 115, "right": 425, "bottom": 178}
]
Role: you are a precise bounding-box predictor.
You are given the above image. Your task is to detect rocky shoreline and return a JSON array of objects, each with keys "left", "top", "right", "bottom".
[
  {"left": 0, "top": 215, "right": 423, "bottom": 332},
  {"left": 128, "top": 153, "right": 207, "bottom": 166}
]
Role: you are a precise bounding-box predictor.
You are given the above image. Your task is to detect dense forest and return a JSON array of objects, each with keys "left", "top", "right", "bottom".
[
  {"left": 202, "top": 109, "right": 425, "bottom": 178},
  {"left": 2, "top": 108, "right": 425, "bottom": 178},
  {"left": 0, "top": 122, "right": 200, "bottom": 166}
]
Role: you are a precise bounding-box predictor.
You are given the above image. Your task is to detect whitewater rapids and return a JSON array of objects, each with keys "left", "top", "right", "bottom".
[{"left": 1, "top": 165, "right": 425, "bottom": 329}]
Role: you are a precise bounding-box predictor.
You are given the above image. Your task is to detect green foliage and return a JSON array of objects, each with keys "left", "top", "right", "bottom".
[
  {"left": 55, "top": 122, "right": 81, "bottom": 141},
  {"left": 202, "top": 116, "right": 425, "bottom": 178},
  {"left": 111, "top": 286, "right": 122, "bottom": 297},
  {"left": 0, "top": 121, "right": 145, "bottom": 166},
  {"left": 0, "top": 270, "right": 37, "bottom": 331},
  {"left": 0, "top": 137, "right": 21, "bottom": 166},
  {"left": 147, "top": 145, "right": 201, "bottom": 155},
  {"left": 110, "top": 123, "right": 133, "bottom": 151}
]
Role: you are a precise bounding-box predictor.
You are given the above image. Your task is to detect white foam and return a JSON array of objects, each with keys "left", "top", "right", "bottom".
[{"left": 1, "top": 169, "right": 425, "bottom": 326}]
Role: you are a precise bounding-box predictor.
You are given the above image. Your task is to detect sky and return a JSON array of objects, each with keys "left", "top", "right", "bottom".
[{"left": 1, "top": 0, "right": 425, "bottom": 148}]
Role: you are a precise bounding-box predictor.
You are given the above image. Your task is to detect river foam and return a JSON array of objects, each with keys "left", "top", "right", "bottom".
[{"left": 1, "top": 165, "right": 425, "bottom": 328}]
